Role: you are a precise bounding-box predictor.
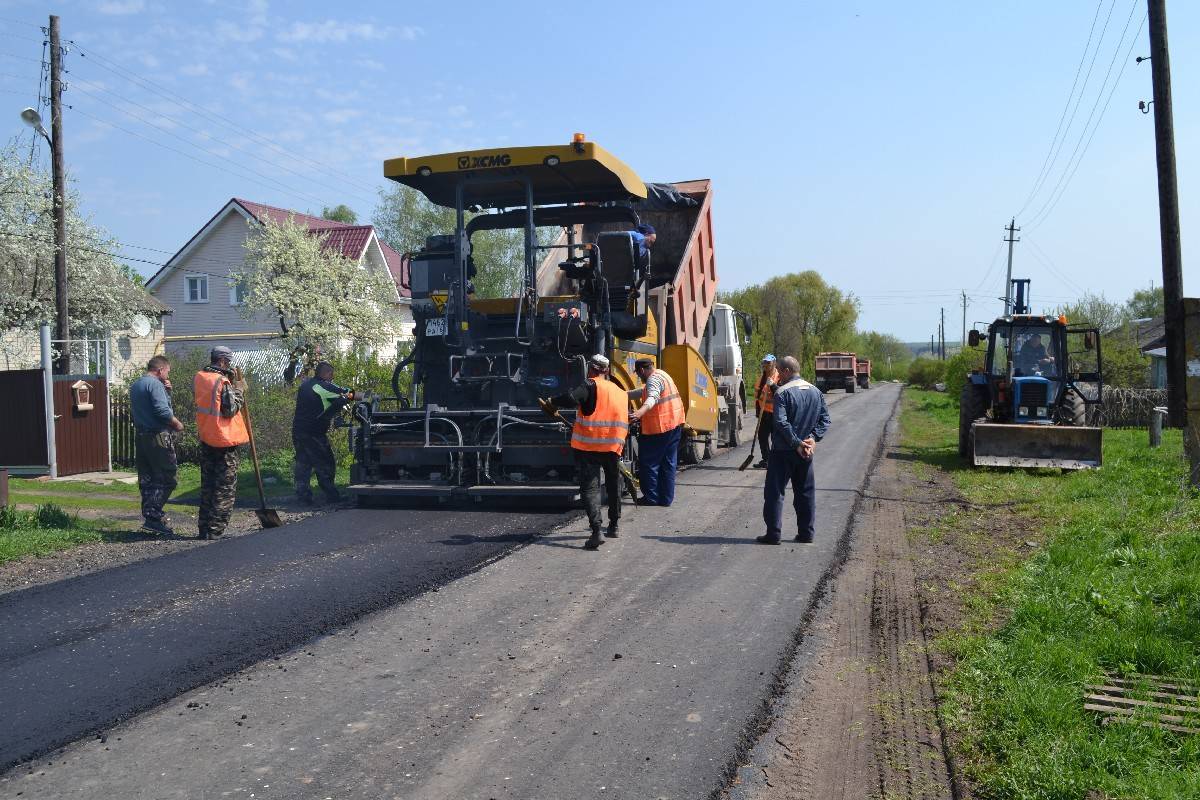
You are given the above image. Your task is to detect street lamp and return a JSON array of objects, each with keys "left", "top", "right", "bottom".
[{"left": 20, "top": 106, "right": 50, "bottom": 141}]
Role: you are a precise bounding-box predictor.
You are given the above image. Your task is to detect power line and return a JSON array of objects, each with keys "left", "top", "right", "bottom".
[
  {"left": 69, "top": 104, "right": 343, "bottom": 212},
  {"left": 1025, "top": 10, "right": 1147, "bottom": 232},
  {"left": 1022, "top": 235, "right": 1088, "bottom": 295},
  {"left": 66, "top": 73, "right": 378, "bottom": 209},
  {"left": 68, "top": 41, "right": 380, "bottom": 196},
  {"left": 1014, "top": 0, "right": 1107, "bottom": 218},
  {"left": 1017, "top": 0, "right": 1120, "bottom": 221},
  {"left": 973, "top": 239, "right": 1006, "bottom": 292},
  {"left": 1023, "top": 0, "right": 1142, "bottom": 230}
]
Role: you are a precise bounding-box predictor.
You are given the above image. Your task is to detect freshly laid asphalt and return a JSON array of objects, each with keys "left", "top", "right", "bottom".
[
  {"left": 1, "top": 384, "right": 900, "bottom": 799},
  {"left": 0, "top": 502, "right": 571, "bottom": 770}
]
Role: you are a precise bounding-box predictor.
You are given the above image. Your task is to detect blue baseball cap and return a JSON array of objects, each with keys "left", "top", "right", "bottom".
[
  {"left": 636, "top": 223, "right": 656, "bottom": 236},
  {"left": 762, "top": 353, "right": 776, "bottom": 362}
]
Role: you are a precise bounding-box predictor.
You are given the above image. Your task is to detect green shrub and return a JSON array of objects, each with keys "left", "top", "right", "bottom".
[
  {"left": 944, "top": 348, "right": 986, "bottom": 400},
  {"left": 0, "top": 503, "right": 78, "bottom": 531},
  {"left": 907, "top": 357, "right": 946, "bottom": 389}
]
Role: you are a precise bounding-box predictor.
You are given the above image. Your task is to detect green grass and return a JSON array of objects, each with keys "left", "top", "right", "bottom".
[
  {"left": 0, "top": 503, "right": 107, "bottom": 563},
  {"left": 902, "top": 389, "right": 1200, "bottom": 800}
]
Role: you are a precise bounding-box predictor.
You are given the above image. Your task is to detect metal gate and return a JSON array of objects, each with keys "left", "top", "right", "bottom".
[
  {"left": 0, "top": 370, "right": 48, "bottom": 470},
  {"left": 52, "top": 375, "right": 109, "bottom": 476}
]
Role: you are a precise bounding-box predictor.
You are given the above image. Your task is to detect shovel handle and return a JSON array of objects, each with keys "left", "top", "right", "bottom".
[{"left": 235, "top": 369, "right": 269, "bottom": 510}]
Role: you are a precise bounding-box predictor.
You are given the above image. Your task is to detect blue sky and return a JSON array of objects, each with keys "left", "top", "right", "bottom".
[{"left": 2, "top": 0, "right": 1197, "bottom": 340}]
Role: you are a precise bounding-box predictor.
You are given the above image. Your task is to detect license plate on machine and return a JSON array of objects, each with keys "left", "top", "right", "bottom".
[{"left": 425, "top": 317, "right": 448, "bottom": 336}]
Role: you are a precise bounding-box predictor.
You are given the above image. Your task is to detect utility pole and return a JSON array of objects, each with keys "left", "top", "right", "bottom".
[
  {"left": 940, "top": 308, "right": 946, "bottom": 360},
  {"left": 930, "top": 334, "right": 935, "bottom": 358},
  {"left": 961, "top": 290, "right": 969, "bottom": 350},
  {"left": 1147, "top": 0, "right": 1186, "bottom": 429},
  {"left": 49, "top": 15, "right": 69, "bottom": 374},
  {"left": 1003, "top": 218, "right": 1020, "bottom": 316}
]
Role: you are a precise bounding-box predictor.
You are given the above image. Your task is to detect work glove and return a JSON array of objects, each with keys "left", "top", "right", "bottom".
[{"left": 537, "top": 397, "right": 559, "bottom": 418}]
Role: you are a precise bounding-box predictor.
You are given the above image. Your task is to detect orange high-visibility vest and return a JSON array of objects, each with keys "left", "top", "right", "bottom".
[
  {"left": 641, "top": 368, "right": 685, "bottom": 435},
  {"left": 194, "top": 369, "right": 249, "bottom": 448},
  {"left": 571, "top": 379, "right": 629, "bottom": 455},
  {"left": 756, "top": 370, "right": 777, "bottom": 414}
]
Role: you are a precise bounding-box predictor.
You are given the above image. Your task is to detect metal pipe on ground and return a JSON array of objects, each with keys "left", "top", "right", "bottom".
[{"left": 1150, "top": 406, "right": 1167, "bottom": 448}]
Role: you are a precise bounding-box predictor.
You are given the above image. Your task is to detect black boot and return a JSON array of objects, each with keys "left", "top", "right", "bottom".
[
  {"left": 584, "top": 528, "right": 604, "bottom": 550},
  {"left": 605, "top": 521, "right": 619, "bottom": 538}
]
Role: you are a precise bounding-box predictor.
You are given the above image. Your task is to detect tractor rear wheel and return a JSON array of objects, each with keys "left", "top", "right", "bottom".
[
  {"left": 1061, "top": 388, "right": 1087, "bottom": 426},
  {"left": 959, "top": 383, "right": 988, "bottom": 459}
]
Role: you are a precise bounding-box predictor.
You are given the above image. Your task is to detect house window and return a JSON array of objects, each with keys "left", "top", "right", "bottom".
[
  {"left": 186, "top": 275, "right": 209, "bottom": 303},
  {"left": 229, "top": 280, "right": 248, "bottom": 306}
]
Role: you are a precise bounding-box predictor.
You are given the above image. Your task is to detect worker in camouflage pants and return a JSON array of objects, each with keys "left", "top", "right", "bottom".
[
  {"left": 193, "top": 347, "right": 248, "bottom": 540},
  {"left": 198, "top": 445, "right": 241, "bottom": 538}
]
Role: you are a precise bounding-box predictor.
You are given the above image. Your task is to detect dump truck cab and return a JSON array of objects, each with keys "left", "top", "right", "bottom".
[{"left": 960, "top": 280, "right": 1104, "bottom": 470}]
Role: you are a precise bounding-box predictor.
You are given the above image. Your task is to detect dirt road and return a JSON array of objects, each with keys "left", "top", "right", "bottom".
[{"left": 1, "top": 385, "right": 899, "bottom": 799}]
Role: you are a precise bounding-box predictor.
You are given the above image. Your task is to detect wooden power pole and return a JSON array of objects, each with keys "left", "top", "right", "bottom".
[
  {"left": 1003, "top": 219, "right": 1020, "bottom": 315},
  {"left": 961, "top": 290, "right": 969, "bottom": 350},
  {"left": 1147, "top": 0, "right": 1186, "bottom": 429},
  {"left": 49, "top": 15, "right": 69, "bottom": 374}
]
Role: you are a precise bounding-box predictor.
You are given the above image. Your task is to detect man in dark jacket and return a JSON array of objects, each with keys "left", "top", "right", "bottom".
[
  {"left": 293, "top": 361, "right": 352, "bottom": 505},
  {"left": 129, "top": 355, "right": 184, "bottom": 535},
  {"left": 757, "top": 355, "right": 831, "bottom": 545}
]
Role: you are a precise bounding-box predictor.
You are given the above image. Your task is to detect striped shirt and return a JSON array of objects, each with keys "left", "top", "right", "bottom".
[{"left": 628, "top": 371, "right": 666, "bottom": 409}]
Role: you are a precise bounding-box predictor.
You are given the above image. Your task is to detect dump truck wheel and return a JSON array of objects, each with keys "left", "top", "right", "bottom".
[
  {"left": 726, "top": 412, "right": 741, "bottom": 447},
  {"left": 704, "top": 436, "right": 715, "bottom": 460},
  {"left": 846, "top": 378, "right": 857, "bottom": 394},
  {"left": 1061, "top": 388, "right": 1087, "bottom": 426},
  {"left": 959, "top": 383, "right": 988, "bottom": 458}
]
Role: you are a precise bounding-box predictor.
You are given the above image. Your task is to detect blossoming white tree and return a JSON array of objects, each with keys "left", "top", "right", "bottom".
[
  {"left": 0, "top": 143, "right": 156, "bottom": 333},
  {"left": 234, "top": 214, "right": 400, "bottom": 371}
]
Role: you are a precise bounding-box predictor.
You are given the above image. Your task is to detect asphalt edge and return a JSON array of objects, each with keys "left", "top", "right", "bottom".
[{"left": 711, "top": 384, "right": 904, "bottom": 800}]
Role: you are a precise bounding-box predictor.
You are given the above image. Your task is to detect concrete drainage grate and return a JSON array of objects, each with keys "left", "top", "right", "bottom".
[{"left": 1085, "top": 673, "right": 1200, "bottom": 735}]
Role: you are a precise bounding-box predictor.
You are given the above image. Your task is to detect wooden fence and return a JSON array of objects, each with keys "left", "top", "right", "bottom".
[{"left": 110, "top": 390, "right": 137, "bottom": 468}]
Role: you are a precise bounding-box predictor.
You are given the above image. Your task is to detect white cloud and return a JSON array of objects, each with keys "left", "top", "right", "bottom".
[
  {"left": 355, "top": 58, "right": 385, "bottom": 72},
  {"left": 215, "top": 20, "right": 264, "bottom": 43},
  {"left": 271, "top": 47, "right": 299, "bottom": 62},
  {"left": 276, "top": 20, "right": 421, "bottom": 44},
  {"left": 180, "top": 63, "right": 210, "bottom": 77},
  {"left": 322, "top": 108, "right": 363, "bottom": 125},
  {"left": 97, "top": 0, "right": 145, "bottom": 15},
  {"left": 138, "top": 53, "right": 160, "bottom": 69},
  {"left": 446, "top": 105, "right": 468, "bottom": 117}
]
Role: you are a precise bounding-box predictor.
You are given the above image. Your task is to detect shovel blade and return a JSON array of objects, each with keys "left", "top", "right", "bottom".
[{"left": 255, "top": 508, "right": 284, "bottom": 528}]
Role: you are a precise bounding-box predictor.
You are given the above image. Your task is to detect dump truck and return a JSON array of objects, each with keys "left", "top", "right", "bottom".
[
  {"left": 855, "top": 359, "right": 872, "bottom": 390},
  {"left": 347, "top": 136, "right": 744, "bottom": 502},
  {"left": 959, "top": 279, "right": 1103, "bottom": 469},
  {"left": 814, "top": 352, "right": 858, "bottom": 394}
]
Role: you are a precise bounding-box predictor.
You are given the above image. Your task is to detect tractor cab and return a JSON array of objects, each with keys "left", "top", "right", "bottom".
[{"left": 985, "top": 319, "right": 1068, "bottom": 424}]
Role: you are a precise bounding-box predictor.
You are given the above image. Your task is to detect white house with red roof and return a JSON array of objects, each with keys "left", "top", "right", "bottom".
[{"left": 145, "top": 198, "right": 412, "bottom": 359}]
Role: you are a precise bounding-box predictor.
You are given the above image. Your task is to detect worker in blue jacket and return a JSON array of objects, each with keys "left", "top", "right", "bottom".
[{"left": 757, "top": 355, "right": 830, "bottom": 545}]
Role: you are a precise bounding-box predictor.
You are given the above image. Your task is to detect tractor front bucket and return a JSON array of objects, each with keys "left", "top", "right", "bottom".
[{"left": 972, "top": 422, "right": 1103, "bottom": 470}]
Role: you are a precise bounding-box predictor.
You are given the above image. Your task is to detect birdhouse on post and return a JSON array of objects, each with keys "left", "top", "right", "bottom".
[{"left": 71, "top": 380, "right": 93, "bottom": 412}]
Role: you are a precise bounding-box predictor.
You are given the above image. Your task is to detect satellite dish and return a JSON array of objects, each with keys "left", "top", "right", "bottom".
[{"left": 129, "top": 314, "right": 152, "bottom": 338}]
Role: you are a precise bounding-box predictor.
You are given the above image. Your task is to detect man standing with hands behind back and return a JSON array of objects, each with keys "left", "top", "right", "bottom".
[{"left": 758, "top": 355, "right": 830, "bottom": 545}]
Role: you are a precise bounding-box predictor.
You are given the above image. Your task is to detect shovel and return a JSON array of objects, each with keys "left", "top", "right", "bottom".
[
  {"left": 235, "top": 368, "right": 283, "bottom": 528},
  {"left": 739, "top": 412, "right": 766, "bottom": 471}
]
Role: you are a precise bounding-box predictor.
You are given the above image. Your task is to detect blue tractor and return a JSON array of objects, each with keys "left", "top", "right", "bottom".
[{"left": 959, "top": 280, "right": 1104, "bottom": 469}]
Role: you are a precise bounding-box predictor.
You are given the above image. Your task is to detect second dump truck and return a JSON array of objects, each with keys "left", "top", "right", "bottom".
[
  {"left": 348, "top": 136, "right": 748, "bottom": 501},
  {"left": 814, "top": 352, "right": 859, "bottom": 394}
]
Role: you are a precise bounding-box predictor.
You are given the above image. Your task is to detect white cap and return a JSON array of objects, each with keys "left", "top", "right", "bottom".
[{"left": 588, "top": 354, "right": 610, "bottom": 370}]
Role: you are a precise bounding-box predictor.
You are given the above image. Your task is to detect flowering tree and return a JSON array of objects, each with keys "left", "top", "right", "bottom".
[
  {"left": 234, "top": 214, "right": 400, "bottom": 370},
  {"left": 0, "top": 143, "right": 157, "bottom": 332}
]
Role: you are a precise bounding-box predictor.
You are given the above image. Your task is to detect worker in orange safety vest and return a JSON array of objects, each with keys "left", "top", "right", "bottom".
[
  {"left": 193, "top": 346, "right": 249, "bottom": 540},
  {"left": 630, "top": 358, "right": 685, "bottom": 506},
  {"left": 753, "top": 354, "right": 779, "bottom": 469}
]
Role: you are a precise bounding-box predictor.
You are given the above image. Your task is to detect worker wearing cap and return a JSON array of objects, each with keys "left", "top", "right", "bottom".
[
  {"left": 629, "top": 224, "right": 656, "bottom": 260},
  {"left": 630, "top": 357, "right": 685, "bottom": 506},
  {"left": 753, "top": 354, "right": 779, "bottom": 469},
  {"left": 546, "top": 354, "right": 628, "bottom": 550},
  {"left": 193, "top": 346, "right": 248, "bottom": 540},
  {"left": 293, "top": 361, "right": 353, "bottom": 506}
]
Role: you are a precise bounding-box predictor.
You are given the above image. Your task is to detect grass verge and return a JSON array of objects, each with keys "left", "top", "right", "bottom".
[
  {"left": 0, "top": 503, "right": 108, "bottom": 564},
  {"left": 901, "top": 389, "right": 1200, "bottom": 799}
]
